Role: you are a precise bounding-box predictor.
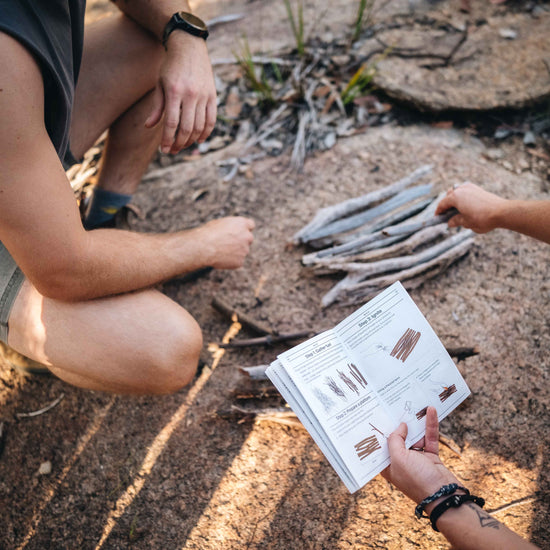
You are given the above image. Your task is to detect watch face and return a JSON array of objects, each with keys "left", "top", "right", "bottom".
[{"left": 177, "top": 11, "right": 207, "bottom": 31}]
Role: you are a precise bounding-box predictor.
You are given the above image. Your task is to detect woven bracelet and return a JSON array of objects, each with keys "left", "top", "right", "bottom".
[
  {"left": 430, "top": 493, "right": 486, "bottom": 532},
  {"left": 414, "top": 483, "right": 469, "bottom": 519}
]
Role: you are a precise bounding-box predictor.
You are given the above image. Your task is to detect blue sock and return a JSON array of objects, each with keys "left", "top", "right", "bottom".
[{"left": 83, "top": 187, "right": 132, "bottom": 230}]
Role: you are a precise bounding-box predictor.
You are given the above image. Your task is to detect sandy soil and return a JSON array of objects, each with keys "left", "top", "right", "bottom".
[{"left": 1, "top": 1, "right": 549, "bottom": 549}]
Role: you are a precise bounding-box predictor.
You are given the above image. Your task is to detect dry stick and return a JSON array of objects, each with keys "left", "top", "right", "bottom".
[
  {"left": 326, "top": 237, "right": 474, "bottom": 307},
  {"left": 321, "top": 231, "right": 473, "bottom": 306},
  {"left": 291, "top": 164, "right": 433, "bottom": 244},
  {"left": 217, "top": 405, "right": 303, "bottom": 428},
  {"left": 239, "top": 364, "right": 272, "bottom": 380},
  {"left": 211, "top": 297, "right": 273, "bottom": 336},
  {"left": 231, "top": 386, "right": 282, "bottom": 400},
  {"left": 290, "top": 110, "right": 311, "bottom": 171},
  {"left": 218, "top": 331, "right": 313, "bottom": 348},
  {"left": 303, "top": 190, "right": 446, "bottom": 263},
  {"left": 332, "top": 195, "right": 436, "bottom": 246},
  {"left": 351, "top": 196, "right": 434, "bottom": 238},
  {"left": 382, "top": 208, "right": 459, "bottom": 237},
  {"left": 345, "top": 238, "right": 473, "bottom": 296},
  {"left": 438, "top": 432, "right": 462, "bottom": 456},
  {"left": 319, "top": 230, "right": 473, "bottom": 276},
  {"left": 16, "top": 393, "right": 65, "bottom": 419},
  {"left": 486, "top": 494, "right": 537, "bottom": 516},
  {"left": 305, "top": 183, "right": 433, "bottom": 242},
  {"left": 312, "top": 223, "right": 449, "bottom": 267}
]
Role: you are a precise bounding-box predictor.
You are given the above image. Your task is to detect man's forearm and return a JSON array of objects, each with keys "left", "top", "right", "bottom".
[
  {"left": 497, "top": 200, "right": 550, "bottom": 244},
  {"left": 42, "top": 228, "right": 208, "bottom": 301},
  {"left": 435, "top": 502, "right": 538, "bottom": 550},
  {"left": 110, "top": 0, "right": 193, "bottom": 41}
]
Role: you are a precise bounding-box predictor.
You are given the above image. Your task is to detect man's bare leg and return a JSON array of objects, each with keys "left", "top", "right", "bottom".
[
  {"left": 8, "top": 281, "right": 202, "bottom": 394},
  {"left": 70, "top": 14, "right": 165, "bottom": 197},
  {"left": 5, "top": 15, "right": 204, "bottom": 393}
]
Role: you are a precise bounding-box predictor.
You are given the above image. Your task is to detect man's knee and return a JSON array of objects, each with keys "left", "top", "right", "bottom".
[{"left": 146, "top": 308, "right": 203, "bottom": 394}]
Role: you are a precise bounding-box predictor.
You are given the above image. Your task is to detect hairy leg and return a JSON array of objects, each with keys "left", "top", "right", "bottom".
[
  {"left": 70, "top": 14, "right": 165, "bottom": 195},
  {"left": 7, "top": 281, "right": 202, "bottom": 394}
]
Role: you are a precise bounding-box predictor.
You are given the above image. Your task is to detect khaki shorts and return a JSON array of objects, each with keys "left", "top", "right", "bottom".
[{"left": 0, "top": 240, "right": 25, "bottom": 345}]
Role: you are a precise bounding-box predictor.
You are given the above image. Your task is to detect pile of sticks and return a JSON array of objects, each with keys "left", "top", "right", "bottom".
[{"left": 292, "top": 165, "right": 475, "bottom": 307}]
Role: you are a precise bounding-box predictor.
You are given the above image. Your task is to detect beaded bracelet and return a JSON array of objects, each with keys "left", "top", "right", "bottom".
[
  {"left": 414, "top": 483, "right": 470, "bottom": 519},
  {"left": 430, "top": 493, "right": 486, "bottom": 532}
]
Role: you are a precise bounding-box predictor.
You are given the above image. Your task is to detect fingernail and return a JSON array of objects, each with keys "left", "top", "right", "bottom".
[{"left": 161, "top": 146, "right": 170, "bottom": 154}]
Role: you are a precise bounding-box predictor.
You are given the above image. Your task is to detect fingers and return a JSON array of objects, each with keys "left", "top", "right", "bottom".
[
  {"left": 387, "top": 422, "right": 408, "bottom": 456},
  {"left": 161, "top": 89, "right": 182, "bottom": 154},
  {"left": 197, "top": 100, "right": 217, "bottom": 144},
  {"left": 423, "top": 407, "right": 440, "bottom": 455},
  {"left": 435, "top": 194, "right": 455, "bottom": 216},
  {"left": 145, "top": 85, "right": 165, "bottom": 129}
]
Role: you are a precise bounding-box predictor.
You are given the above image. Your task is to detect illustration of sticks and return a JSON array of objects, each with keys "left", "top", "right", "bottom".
[
  {"left": 325, "top": 376, "right": 346, "bottom": 399},
  {"left": 354, "top": 435, "right": 381, "bottom": 460},
  {"left": 348, "top": 362, "right": 368, "bottom": 388},
  {"left": 390, "top": 328, "right": 421, "bottom": 362},
  {"left": 416, "top": 406, "right": 428, "bottom": 420},
  {"left": 338, "top": 370, "right": 359, "bottom": 395},
  {"left": 439, "top": 384, "right": 457, "bottom": 402}
]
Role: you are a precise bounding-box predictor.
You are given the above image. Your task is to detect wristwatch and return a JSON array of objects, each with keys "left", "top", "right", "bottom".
[{"left": 162, "top": 12, "right": 209, "bottom": 48}]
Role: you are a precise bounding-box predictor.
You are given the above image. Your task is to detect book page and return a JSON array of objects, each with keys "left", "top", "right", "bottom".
[
  {"left": 274, "top": 282, "right": 470, "bottom": 492},
  {"left": 277, "top": 328, "right": 395, "bottom": 490},
  {"left": 334, "top": 282, "right": 470, "bottom": 447}
]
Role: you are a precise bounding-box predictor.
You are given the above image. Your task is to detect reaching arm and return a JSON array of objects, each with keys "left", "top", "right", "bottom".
[
  {"left": 110, "top": 0, "right": 217, "bottom": 153},
  {"left": 0, "top": 33, "right": 253, "bottom": 302},
  {"left": 435, "top": 182, "right": 550, "bottom": 244},
  {"left": 382, "top": 408, "right": 539, "bottom": 550}
]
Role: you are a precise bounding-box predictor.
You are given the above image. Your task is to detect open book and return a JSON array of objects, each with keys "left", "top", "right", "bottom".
[{"left": 266, "top": 282, "right": 470, "bottom": 493}]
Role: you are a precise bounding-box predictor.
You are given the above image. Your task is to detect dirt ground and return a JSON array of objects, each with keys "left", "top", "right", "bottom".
[{"left": 1, "top": 1, "right": 549, "bottom": 549}]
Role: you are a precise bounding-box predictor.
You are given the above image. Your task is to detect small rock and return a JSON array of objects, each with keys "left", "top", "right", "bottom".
[
  {"left": 323, "top": 132, "right": 337, "bottom": 150},
  {"left": 518, "top": 158, "right": 530, "bottom": 171},
  {"left": 498, "top": 28, "right": 518, "bottom": 40},
  {"left": 523, "top": 131, "right": 536, "bottom": 146},
  {"left": 502, "top": 160, "right": 514, "bottom": 171},
  {"left": 38, "top": 461, "right": 52, "bottom": 475},
  {"left": 494, "top": 128, "right": 511, "bottom": 140},
  {"left": 484, "top": 147, "right": 505, "bottom": 160}
]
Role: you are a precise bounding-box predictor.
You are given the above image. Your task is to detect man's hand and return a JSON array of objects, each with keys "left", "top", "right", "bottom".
[
  {"left": 145, "top": 32, "right": 217, "bottom": 154},
  {"left": 381, "top": 407, "right": 459, "bottom": 505},
  {"left": 195, "top": 217, "right": 255, "bottom": 270},
  {"left": 435, "top": 182, "right": 508, "bottom": 234}
]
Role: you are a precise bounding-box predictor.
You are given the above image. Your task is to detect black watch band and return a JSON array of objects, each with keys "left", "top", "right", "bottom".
[{"left": 162, "top": 12, "right": 209, "bottom": 48}]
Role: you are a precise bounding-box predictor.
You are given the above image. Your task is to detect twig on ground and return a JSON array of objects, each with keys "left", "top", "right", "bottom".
[
  {"left": 218, "top": 331, "right": 313, "bottom": 348},
  {"left": 16, "top": 393, "right": 65, "bottom": 419},
  {"left": 211, "top": 297, "right": 273, "bottom": 336}
]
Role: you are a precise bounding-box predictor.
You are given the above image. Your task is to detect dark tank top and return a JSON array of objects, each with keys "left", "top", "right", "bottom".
[{"left": 0, "top": 0, "right": 86, "bottom": 162}]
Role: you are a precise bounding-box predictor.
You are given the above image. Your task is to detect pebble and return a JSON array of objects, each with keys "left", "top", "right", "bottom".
[
  {"left": 498, "top": 28, "right": 518, "bottom": 40},
  {"left": 38, "top": 461, "right": 52, "bottom": 475},
  {"left": 523, "top": 131, "right": 536, "bottom": 146},
  {"left": 484, "top": 147, "right": 504, "bottom": 160}
]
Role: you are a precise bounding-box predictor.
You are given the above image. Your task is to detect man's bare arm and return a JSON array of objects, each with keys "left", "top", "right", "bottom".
[
  {"left": 435, "top": 183, "right": 550, "bottom": 244},
  {"left": 0, "top": 33, "right": 253, "bottom": 302},
  {"left": 110, "top": 0, "right": 217, "bottom": 153}
]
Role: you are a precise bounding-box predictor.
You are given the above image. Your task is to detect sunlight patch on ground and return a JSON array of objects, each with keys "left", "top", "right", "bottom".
[
  {"left": 17, "top": 397, "right": 116, "bottom": 550},
  {"left": 183, "top": 426, "right": 309, "bottom": 549},
  {"left": 94, "top": 317, "right": 242, "bottom": 549}
]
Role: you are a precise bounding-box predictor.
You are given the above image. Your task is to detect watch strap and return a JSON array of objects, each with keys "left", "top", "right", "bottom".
[{"left": 162, "top": 12, "right": 209, "bottom": 48}]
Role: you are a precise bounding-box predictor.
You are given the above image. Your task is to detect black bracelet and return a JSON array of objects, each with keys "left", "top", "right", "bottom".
[
  {"left": 415, "top": 483, "right": 469, "bottom": 519},
  {"left": 430, "top": 493, "right": 486, "bottom": 532}
]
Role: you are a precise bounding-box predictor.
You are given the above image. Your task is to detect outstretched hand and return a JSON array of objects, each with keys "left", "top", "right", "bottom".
[
  {"left": 145, "top": 32, "right": 217, "bottom": 154},
  {"left": 381, "top": 407, "right": 459, "bottom": 505},
  {"left": 435, "top": 182, "right": 507, "bottom": 234}
]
